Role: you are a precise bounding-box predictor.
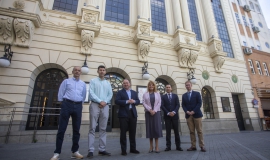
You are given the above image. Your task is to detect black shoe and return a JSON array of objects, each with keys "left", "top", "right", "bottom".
[
  {"left": 121, "top": 151, "right": 127, "bottom": 156},
  {"left": 130, "top": 150, "right": 140, "bottom": 154},
  {"left": 164, "top": 148, "right": 171, "bottom": 151},
  {"left": 99, "top": 151, "right": 111, "bottom": 156},
  {"left": 87, "top": 152, "right": 93, "bottom": 159},
  {"left": 176, "top": 147, "right": 183, "bottom": 151}
]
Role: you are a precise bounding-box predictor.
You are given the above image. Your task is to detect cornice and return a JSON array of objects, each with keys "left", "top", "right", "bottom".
[
  {"left": 0, "top": 97, "right": 16, "bottom": 105},
  {"left": 0, "top": 7, "right": 41, "bottom": 27}
]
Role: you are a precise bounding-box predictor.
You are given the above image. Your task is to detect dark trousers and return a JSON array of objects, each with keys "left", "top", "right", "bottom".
[
  {"left": 119, "top": 110, "right": 137, "bottom": 152},
  {"left": 165, "top": 118, "right": 181, "bottom": 148},
  {"left": 54, "top": 100, "right": 82, "bottom": 154}
]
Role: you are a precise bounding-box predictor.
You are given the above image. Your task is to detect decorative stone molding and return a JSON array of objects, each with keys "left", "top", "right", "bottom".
[
  {"left": 133, "top": 19, "right": 154, "bottom": 43},
  {"left": 188, "top": 50, "right": 198, "bottom": 69},
  {"left": 138, "top": 40, "right": 151, "bottom": 62},
  {"left": 14, "top": 18, "right": 34, "bottom": 47},
  {"left": 77, "top": 7, "right": 101, "bottom": 36},
  {"left": 81, "top": 30, "right": 94, "bottom": 55},
  {"left": 208, "top": 38, "right": 227, "bottom": 73},
  {"left": 13, "top": 0, "right": 25, "bottom": 10},
  {"left": 0, "top": 97, "right": 16, "bottom": 105},
  {"left": 178, "top": 48, "right": 190, "bottom": 68},
  {"left": 0, "top": 16, "right": 14, "bottom": 45},
  {"left": 213, "top": 56, "right": 225, "bottom": 73}
]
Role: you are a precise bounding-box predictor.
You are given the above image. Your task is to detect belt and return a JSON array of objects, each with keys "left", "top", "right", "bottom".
[{"left": 63, "top": 98, "right": 82, "bottom": 104}]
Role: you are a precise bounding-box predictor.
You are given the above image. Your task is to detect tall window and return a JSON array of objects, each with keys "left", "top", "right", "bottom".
[
  {"left": 202, "top": 88, "right": 214, "bottom": 119},
  {"left": 248, "top": 59, "right": 255, "bottom": 74},
  {"left": 257, "top": 45, "right": 261, "bottom": 50},
  {"left": 249, "top": 1, "right": 254, "bottom": 10},
  {"left": 256, "top": 61, "right": 263, "bottom": 75},
  {"left": 237, "top": 0, "right": 241, "bottom": 5},
  {"left": 255, "top": 4, "right": 261, "bottom": 13},
  {"left": 242, "top": 16, "right": 249, "bottom": 27},
  {"left": 235, "top": 13, "right": 241, "bottom": 24},
  {"left": 187, "top": 0, "right": 202, "bottom": 41},
  {"left": 105, "top": 0, "right": 130, "bottom": 25},
  {"left": 243, "top": 41, "right": 247, "bottom": 46},
  {"left": 212, "top": 0, "right": 234, "bottom": 58},
  {"left": 151, "top": 0, "right": 167, "bottom": 33},
  {"left": 263, "top": 63, "right": 270, "bottom": 76},
  {"left": 249, "top": 18, "right": 254, "bottom": 28},
  {"left": 52, "top": 0, "right": 78, "bottom": 14}
]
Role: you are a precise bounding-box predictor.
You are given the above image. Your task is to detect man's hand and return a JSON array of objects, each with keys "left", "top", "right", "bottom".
[
  {"left": 186, "top": 111, "right": 192, "bottom": 115},
  {"left": 169, "top": 112, "right": 175, "bottom": 117},
  {"left": 99, "top": 101, "right": 107, "bottom": 108},
  {"left": 190, "top": 111, "right": 195, "bottom": 115},
  {"left": 127, "top": 99, "right": 135, "bottom": 104}
]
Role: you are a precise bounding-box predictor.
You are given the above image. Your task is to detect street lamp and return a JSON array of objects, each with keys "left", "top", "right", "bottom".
[
  {"left": 142, "top": 62, "right": 150, "bottom": 80},
  {"left": 187, "top": 68, "right": 196, "bottom": 84},
  {"left": 81, "top": 54, "right": 89, "bottom": 74},
  {"left": 0, "top": 45, "right": 13, "bottom": 67}
]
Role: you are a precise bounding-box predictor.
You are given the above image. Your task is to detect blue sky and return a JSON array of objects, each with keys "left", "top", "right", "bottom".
[{"left": 259, "top": 0, "right": 270, "bottom": 29}]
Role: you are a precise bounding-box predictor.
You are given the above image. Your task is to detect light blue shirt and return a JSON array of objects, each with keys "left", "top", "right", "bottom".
[
  {"left": 125, "top": 89, "right": 132, "bottom": 109},
  {"left": 58, "top": 77, "right": 86, "bottom": 102},
  {"left": 89, "top": 77, "right": 113, "bottom": 104}
]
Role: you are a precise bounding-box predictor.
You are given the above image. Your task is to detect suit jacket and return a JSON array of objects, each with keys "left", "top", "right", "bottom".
[
  {"left": 181, "top": 90, "right": 203, "bottom": 119},
  {"left": 142, "top": 92, "right": 161, "bottom": 112},
  {"left": 115, "top": 88, "right": 140, "bottom": 118},
  {"left": 161, "top": 93, "right": 180, "bottom": 120}
]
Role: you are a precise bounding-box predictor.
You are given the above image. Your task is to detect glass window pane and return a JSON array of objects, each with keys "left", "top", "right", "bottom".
[
  {"left": 53, "top": 0, "right": 78, "bottom": 14},
  {"left": 151, "top": 0, "right": 167, "bottom": 33}
]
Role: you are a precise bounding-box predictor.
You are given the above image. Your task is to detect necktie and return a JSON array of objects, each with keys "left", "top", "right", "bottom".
[
  {"left": 169, "top": 94, "right": 172, "bottom": 102},
  {"left": 188, "top": 92, "right": 191, "bottom": 101}
]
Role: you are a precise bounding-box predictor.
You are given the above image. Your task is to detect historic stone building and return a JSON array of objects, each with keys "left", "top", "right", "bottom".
[{"left": 0, "top": 0, "right": 260, "bottom": 143}]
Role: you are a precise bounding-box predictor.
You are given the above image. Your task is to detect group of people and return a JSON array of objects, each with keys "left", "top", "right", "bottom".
[{"left": 50, "top": 66, "right": 206, "bottom": 160}]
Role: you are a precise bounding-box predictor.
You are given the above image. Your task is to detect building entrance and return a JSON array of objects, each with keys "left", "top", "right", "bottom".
[{"left": 232, "top": 95, "right": 245, "bottom": 131}]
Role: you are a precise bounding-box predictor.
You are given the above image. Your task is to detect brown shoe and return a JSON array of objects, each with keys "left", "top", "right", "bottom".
[
  {"left": 187, "top": 147, "right": 197, "bottom": 151},
  {"left": 201, "top": 147, "right": 206, "bottom": 152}
]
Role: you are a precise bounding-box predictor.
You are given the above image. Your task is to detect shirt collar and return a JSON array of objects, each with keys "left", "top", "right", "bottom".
[
  {"left": 98, "top": 77, "right": 105, "bottom": 81},
  {"left": 72, "top": 77, "right": 80, "bottom": 81}
]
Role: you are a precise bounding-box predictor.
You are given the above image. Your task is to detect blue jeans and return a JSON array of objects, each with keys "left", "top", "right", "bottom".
[{"left": 54, "top": 100, "right": 82, "bottom": 154}]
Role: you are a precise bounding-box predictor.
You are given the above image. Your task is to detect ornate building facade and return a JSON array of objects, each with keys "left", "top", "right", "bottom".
[{"left": 0, "top": 0, "right": 260, "bottom": 143}]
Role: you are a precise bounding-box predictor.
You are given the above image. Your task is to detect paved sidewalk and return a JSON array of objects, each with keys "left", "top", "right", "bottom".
[{"left": 0, "top": 131, "right": 270, "bottom": 160}]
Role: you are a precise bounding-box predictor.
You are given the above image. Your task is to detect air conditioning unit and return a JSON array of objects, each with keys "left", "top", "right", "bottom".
[
  {"left": 243, "top": 47, "right": 252, "bottom": 55},
  {"left": 243, "top": 5, "right": 251, "bottom": 12},
  {"left": 252, "top": 26, "right": 260, "bottom": 33}
]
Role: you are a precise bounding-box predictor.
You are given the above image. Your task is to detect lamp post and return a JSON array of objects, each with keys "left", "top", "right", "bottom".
[
  {"left": 142, "top": 62, "right": 150, "bottom": 80},
  {"left": 81, "top": 54, "right": 89, "bottom": 74},
  {"left": 0, "top": 45, "right": 13, "bottom": 67},
  {"left": 187, "top": 68, "right": 196, "bottom": 84}
]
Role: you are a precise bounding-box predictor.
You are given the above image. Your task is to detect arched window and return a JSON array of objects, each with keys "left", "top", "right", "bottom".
[
  {"left": 201, "top": 87, "right": 215, "bottom": 119},
  {"left": 155, "top": 78, "right": 168, "bottom": 95},
  {"left": 212, "top": 0, "right": 234, "bottom": 58},
  {"left": 105, "top": 73, "right": 124, "bottom": 92},
  {"left": 187, "top": 0, "right": 202, "bottom": 41},
  {"left": 52, "top": 0, "right": 78, "bottom": 14},
  {"left": 105, "top": 0, "right": 130, "bottom": 25},
  {"left": 26, "top": 69, "right": 68, "bottom": 130},
  {"left": 249, "top": 1, "right": 254, "bottom": 10},
  {"left": 151, "top": 0, "right": 167, "bottom": 33}
]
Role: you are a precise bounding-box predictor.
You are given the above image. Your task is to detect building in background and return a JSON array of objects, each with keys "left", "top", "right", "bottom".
[
  {"left": 0, "top": 0, "right": 261, "bottom": 143},
  {"left": 230, "top": 0, "right": 270, "bottom": 130}
]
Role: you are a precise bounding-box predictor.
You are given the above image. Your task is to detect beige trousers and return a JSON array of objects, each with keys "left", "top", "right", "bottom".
[{"left": 186, "top": 116, "right": 204, "bottom": 148}]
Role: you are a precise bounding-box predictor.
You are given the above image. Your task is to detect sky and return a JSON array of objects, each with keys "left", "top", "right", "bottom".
[{"left": 259, "top": 0, "right": 270, "bottom": 29}]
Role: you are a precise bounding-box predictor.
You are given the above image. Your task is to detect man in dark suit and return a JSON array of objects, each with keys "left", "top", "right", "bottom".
[
  {"left": 182, "top": 81, "right": 206, "bottom": 152},
  {"left": 115, "top": 79, "right": 140, "bottom": 156},
  {"left": 161, "top": 84, "right": 183, "bottom": 151}
]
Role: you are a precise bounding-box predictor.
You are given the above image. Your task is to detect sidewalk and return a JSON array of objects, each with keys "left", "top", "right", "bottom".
[{"left": 0, "top": 131, "right": 269, "bottom": 160}]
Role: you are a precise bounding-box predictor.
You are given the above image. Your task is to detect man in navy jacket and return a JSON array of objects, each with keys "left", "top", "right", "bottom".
[
  {"left": 182, "top": 81, "right": 206, "bottom": 152},
  {"left": 161, "top": 84, "right": 183, "bottom": 151},
  {"left": 115, "top": 79, "right": 140, "bottom": 156}
]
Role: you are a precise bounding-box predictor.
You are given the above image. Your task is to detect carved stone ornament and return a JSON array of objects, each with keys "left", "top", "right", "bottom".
[
  {"left": 184, "top": 37, "right": 191, "bottom": 44},
  {"left": 138, "top": 40, "right": 151, "bottom": 62},
  {"left": 13, "top": 0, "right": 25, "bottom": 10},
  {"left": 188, "top": 50, "right": 198, "bottom": 68},
  {"left": 140, "top": 25, "right": 150, "bottom": 35},
  {"left": 81, "top": 30, "right": 95, "bottom": 55},
  {"left": 0, "top": 16, "right": 14, "bottom": 45},
  {"left": 213, "top": 56, "right": 225, "bottom": 73},
  {"left": 83, "top": 13, "right": 96, "bottom": 24},
  {"left": 215, "top": 42, "right": 222, "bottom": 51},
  {"left": 14, "top": 18, "right": 34, "bottom": 47},
  {"left": 178, "top": 48, "right": 190, "bottom": 68}
]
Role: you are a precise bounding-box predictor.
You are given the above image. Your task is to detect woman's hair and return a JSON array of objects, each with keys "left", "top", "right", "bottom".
[{"left": 147, "top": 80, "right": 157, "bottom": 92}]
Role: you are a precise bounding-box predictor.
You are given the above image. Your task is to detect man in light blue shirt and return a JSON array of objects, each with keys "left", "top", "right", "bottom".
[
  {"left": 51, "top": 66, "right": 86, "bottom": 160},
  {"left": 87, "top": 65, "right": 113, "bottom": 158}
]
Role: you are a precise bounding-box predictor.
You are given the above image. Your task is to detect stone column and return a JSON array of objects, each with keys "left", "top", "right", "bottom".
[
  {"left": 137, "top": 0, "right": 150, "bottom": 20},
  {"left": 201, "top": 0, "right": 218, "bottom": 39},
  {"left": 179, "top": 0, "right": 192, "bottom": 31},
  {"left": 172, "top": 0, "right": 183, "bottom": 29}
]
